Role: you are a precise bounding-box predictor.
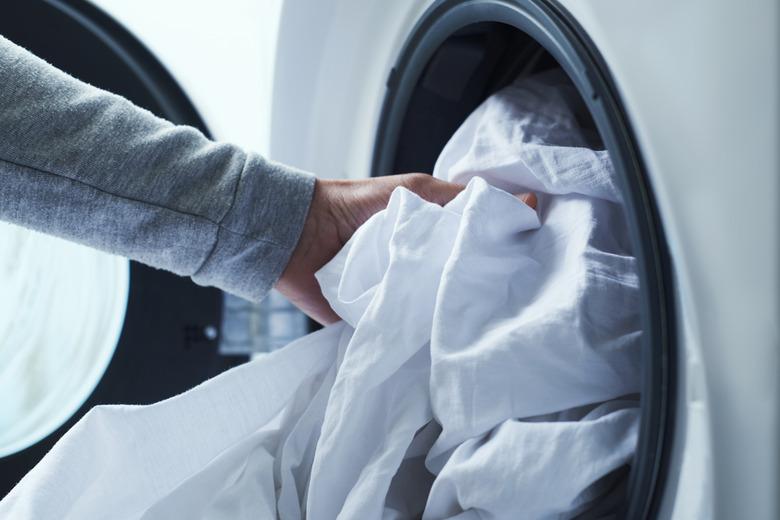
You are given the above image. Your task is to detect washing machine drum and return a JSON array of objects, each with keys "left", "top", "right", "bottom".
[
  {"left": 0, "top": 0, "right": 244, "bottom": 496},
  {"left": 371, "top": 2, "right": 675, "bottom": 518}
]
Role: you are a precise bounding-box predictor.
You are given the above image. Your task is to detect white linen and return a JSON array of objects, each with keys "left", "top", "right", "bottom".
[
  {"left": 0, "top": 71, "right": 641, "bottom": 520},
  {"left": 0, "top": 322, "right": 350, "bottom": 519},
  {"left": 422, "top": 71, "right": 640, "bottom": 518}
]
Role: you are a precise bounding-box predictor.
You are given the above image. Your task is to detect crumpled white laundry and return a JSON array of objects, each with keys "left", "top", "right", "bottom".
[
  {"left": 422, "top": 70, "right": 640, "bottom": 518},
  {"left": 0, "top": 70, "right": 641, "bottom": 520}
]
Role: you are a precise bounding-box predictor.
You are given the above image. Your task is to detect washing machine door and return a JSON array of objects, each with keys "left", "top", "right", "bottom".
[
  {"left": 0, "top": 0, "right": 246, "bottom": 496},
  {"left": 270, "top": 0, "right": 779, "bottom": 517},
  {"left": 271, "top": 0, "right": 780, "bottom": 518}
]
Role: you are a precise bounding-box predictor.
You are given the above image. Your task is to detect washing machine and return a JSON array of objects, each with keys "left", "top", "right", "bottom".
[
  {"left": 1, "top": 0, "right": 778, "bottom": 518},
  {"left": 264, "top": 0, "right": 778, "bottom": 518},
  {"left": 269, "top": 0, "right": 780, "bottom": 519}
]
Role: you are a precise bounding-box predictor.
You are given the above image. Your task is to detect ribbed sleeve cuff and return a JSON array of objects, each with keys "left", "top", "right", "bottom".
[{"left": 191, "top": 154, "right": 316, "bottom": 301}]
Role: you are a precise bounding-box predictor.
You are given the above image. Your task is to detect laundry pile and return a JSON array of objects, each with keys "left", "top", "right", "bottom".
[{"left": 0, "top": 71, "right": 641, "bottom": 519}]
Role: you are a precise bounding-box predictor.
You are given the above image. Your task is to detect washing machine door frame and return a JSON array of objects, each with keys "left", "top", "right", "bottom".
[
  {"left": 372, "top": 1, "right": 676, "bottom": 517},
  {"left": 44, "top": 0, "right": 209, "bottom": 131}
]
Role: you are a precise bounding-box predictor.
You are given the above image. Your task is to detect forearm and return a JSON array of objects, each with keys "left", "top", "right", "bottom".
[{"left": 0, "top": 35, "right": 315, "bottom": 301}]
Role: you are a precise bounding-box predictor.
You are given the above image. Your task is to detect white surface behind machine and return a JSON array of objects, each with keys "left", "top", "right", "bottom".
[{"left": 44, "top": 0, "right": 780, "bottom": 518}]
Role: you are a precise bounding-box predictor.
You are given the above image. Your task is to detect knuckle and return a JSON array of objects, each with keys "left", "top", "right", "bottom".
[{"left": 404, "top": 173, "right": 431, "bottom": 192}]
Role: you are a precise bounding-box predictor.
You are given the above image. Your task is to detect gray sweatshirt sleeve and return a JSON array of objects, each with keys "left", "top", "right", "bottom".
[{"left": 0, "top": 35, "right": 316, "bottom": 301}]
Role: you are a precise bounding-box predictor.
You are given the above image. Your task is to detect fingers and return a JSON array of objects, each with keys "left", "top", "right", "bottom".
[
  {"left": 277, "top": 273, "right": 340, "bottom": 325},
  {"left": 516, "top": 192, "right": 538, "bottom": 209},
  {"left": 398, "top": 173, "right": 538, "bottom": 211},
  {"left": 393, "top": 174, "right": 462, "bottom": 206},
  {"left": 423, "top": 178, "right": 466, "bottom": 206}
]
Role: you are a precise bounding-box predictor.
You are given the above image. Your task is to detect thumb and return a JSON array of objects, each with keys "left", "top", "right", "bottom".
[{"left": 407, "top": 176, "right": 465, "bottom": 206}]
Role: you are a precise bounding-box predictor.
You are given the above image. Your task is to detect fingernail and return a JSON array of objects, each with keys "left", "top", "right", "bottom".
[{"left": 521, "top": 193, "right": 538, "bottom": 210}]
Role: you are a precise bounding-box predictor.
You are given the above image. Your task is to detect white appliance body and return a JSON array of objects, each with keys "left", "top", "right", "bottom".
[{"left": 85, "top": 1, "right": 780, "bottom": 518}]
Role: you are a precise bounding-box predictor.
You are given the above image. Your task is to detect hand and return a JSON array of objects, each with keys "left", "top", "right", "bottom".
[{"left": 276, "top": 174, "right": 537, "bottom": 324}]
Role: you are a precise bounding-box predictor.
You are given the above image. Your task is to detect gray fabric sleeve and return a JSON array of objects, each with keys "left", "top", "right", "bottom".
[{"left": 0, "top": 35, "right": 316, "bottom": 301}]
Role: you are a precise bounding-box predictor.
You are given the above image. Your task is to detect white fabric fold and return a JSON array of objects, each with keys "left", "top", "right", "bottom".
[
  {"left": 0, "top": 323, "right": 350, "bottom": 519},
  {"left": 424, "top": 401, "right": 640, "bottom": 520}
]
